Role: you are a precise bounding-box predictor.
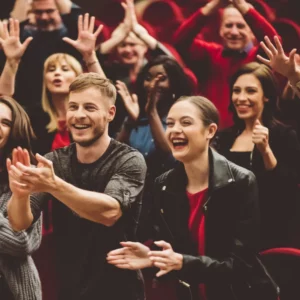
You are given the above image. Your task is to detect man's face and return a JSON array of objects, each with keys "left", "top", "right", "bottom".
[
  {"left": 67, "top": 87, "right": 116, "bottom": 147},
  {"left": 31, "top": 0, "right": 62, "bottom": 31},
  {"left": 219, "top": 7, "right": 253, "bottom": 51}
]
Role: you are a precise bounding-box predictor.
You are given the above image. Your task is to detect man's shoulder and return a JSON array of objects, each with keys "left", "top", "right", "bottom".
[
  {"left": 109, "top": 139, "right": 146, "bottom": 165},
  {"left": 44, "top": 144, "right": 74, "bottom": 163}
]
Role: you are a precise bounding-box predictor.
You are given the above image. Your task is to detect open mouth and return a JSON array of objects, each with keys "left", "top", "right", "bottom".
[
  {"left": 72, "top": 124, "right": 91, "bottom": 130},
  {"left": 171, "top": 138, "right": 188, "bottom": 149},
  {"left": 53, "top": 79, "right": 63, "bottom": 86}
]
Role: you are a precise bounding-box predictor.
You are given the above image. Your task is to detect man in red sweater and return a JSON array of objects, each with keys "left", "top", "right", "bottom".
[{"left": 173, "top": 0, "right": 278, "bottom": 128}]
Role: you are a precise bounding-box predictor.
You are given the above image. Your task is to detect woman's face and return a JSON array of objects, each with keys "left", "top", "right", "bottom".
[
  {"left": 166, "top": 101, "right": 213, "bottom": 163},
  {"left": 144, "top": 64, "right": 170, "bottom": 93},
  {"left": 0, "top": 103, "right": 12, "bottom": 152},
  {"left": 44, "top": 59, "right": 77, "bottom": 95},
  {"left": 232, "top": 73, "right": 268, "bottom": 122}
]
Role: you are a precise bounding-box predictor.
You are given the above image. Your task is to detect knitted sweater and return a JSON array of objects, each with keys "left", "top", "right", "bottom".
[{"left": 0, "top": 186, "right": 42, "bottom": 300}]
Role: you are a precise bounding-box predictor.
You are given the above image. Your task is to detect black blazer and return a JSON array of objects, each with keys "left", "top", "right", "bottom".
[{"left": 149, "top": 149, "right": 278, "bottom": 300}]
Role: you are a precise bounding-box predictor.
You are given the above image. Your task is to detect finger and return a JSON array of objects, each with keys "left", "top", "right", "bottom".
[
  {"left": 9, "top": 18, "right": 15, "bottom": 36},
  {"left": 23, "top": 148, "right": 31, "bottom": 167},
  {"left": 16, "top": 147, "right": 25, "bottom": 165},
  {"left": 260, "top": 41, "right": 273, "bottom": 59},
  {"left": 113, "top": 263, "right": 132, "bottom": 269},
  {"left": 106, "top": 258, "right": 127, "bottom": 264},
  {"left": 153, "top": 262, "right": 167, "bottom": 270},
  {"left": 78, "top": 15, "right": 83, "bottom": 33},
  {"left": 22, "top": 36, "right": 33, "bottom": 50},
  {"left": 10, "top": 179, "right": 31, "bottom": 190},
  {"left": 14, "top": 19, "right": 20, "bottom": 38},
  {"left": 94, "top": 24, "right": 103, "bottom": 37},
  {"left": 273, "top": 36, "right": 284, "bottom": 55},
  {"left": 120, "top": 241, "right": 142, "bottom": 249},
  {"left": 15, "top": 162, "right": 39, "bottom": 177},
  {"left": 156, "top": 269, "right": 169, "bottom": 277},
  {"left": 257, "top": 54, "right": 270, "bottom": 65},
  {"left": 2, "top": 22, "right": 9, "bottom": 39},
  {"left": 89, "top": 16, "right": 95, "bottom": 32},
  {"left": 84, "top": 13, "right": 89, "bottom": 31},
  {"left": 10, "top": 164, "right": 24, "bottom": 178},
  {"left": 12, "top": 148, "right": 18, "bottom": 166},
  {"left": 154, "top": 240, "right": 171, "bottom": 250},
  {"left": 107, "top": 248, "right": 126, "bottom": 256},
  {"left": 121, "top": 2, "right": 127, "bottom": 11},
  {"left": 264, "top": 36, "right": 277, "bottom": 55},
  {"left": 150, "top": 256, "right": 167, "bottom": 264},
  {"left": 62, "top": 37, "right": 76, "bottom": 47},
  {"left": 289, "top": 49, "right": 297, "bottom": 64},
  {"left": 36, "top": 154, "right": 53, "bottom": 168},
  {"left": 148, "top": 251, "right": 168, "bottom": 258},
  {"left": 6, "top": 158, "right": 12, "bottom": 171}
]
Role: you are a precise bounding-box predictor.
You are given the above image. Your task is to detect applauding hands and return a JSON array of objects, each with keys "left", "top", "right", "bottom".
[{"left": 107, "top": 240, "right": 183, "bottom": 277}]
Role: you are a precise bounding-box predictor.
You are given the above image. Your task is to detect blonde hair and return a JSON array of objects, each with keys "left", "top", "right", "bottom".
[
  {"left": 69, "top": 73, "right": 117, "bottom": 104},
  {"left": 42, "top": 53, "right": 83, "bottom": 132}
]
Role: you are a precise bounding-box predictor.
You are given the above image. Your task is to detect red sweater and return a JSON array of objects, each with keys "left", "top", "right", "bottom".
[{"left": 173, "top": 8, "right": 278, "bottom": 128}]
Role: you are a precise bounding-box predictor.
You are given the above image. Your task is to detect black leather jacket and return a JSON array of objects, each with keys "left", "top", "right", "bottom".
[{"left": 150, "top": 148, "right": 278, "bottom": 300}]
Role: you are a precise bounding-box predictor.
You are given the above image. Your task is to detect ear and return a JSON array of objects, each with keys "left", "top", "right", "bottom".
[
  {"left": 263, "top": 97, "right": 269, "bottom": 103},
  {"left": 207, "top": 123, "right": 218, "bottom": 140},
  {"left": 107, "top": 105, "right": 116, "bottom": 122}
]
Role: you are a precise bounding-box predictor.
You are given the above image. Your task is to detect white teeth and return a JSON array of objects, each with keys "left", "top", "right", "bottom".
[
  {"left": 74, "top": 124, "right": 89, "bottom": 129},
  {"left": 172, "top": 139, "right": 185, "bottom": 143}
]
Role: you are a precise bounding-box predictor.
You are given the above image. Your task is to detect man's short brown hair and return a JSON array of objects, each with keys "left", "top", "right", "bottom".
[{"left": 69, "top": 73, "right": 117, "bottom": 104}]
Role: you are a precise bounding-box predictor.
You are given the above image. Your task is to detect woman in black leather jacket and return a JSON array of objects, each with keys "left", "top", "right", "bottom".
[{"left": 107, "top": 96, "right": 278, "bottom": 300}]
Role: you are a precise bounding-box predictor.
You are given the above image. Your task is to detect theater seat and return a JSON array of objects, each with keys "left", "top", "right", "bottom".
[{"left": 260, "top": 248, "right": 300, "bottom": 300}]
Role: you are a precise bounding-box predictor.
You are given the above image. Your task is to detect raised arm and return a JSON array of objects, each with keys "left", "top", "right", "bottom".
[
  {"left": 99, "top": 2, "right": 132, "bottom": 55},
  {"left": 234, "top": 0, "right": 278, "bottom": 43},
  {"left": 173, "top": 0, "right": 227, "bottom": 45},
  {"left": 8, "top": 148, "right": 146, "bottom": 228},
  {"left": 145, "top": 75, "right": 171, "bottom": 154},
  {"left": 0, "top": 19, "right": 32, "bottom": 96},
  {"left": 55, "top": 0, "right": 73, "bottom": 15},
  {"left": 257, "top": 36, "right": 300, "bottom": 98},
  {"left": 63, "top": 13, "right": 106, "bottom": 77}
]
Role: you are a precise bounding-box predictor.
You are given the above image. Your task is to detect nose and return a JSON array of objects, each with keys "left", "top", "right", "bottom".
[
  {"left": 40, "top": 12, "right": 49, "bottom": 20},
  {"left": 236, "top": 91, "right": 247, "bottom": 102},
  {"left": 74, "top": 107, "right": 87, "bottom": 119},
  {"left": 230, "top": 25, "right": 239, "bottom": 35}
]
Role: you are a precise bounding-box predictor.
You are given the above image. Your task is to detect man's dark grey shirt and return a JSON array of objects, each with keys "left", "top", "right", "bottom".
[{"left": 30, "top": 139, "right": 147, "bottom": 300}]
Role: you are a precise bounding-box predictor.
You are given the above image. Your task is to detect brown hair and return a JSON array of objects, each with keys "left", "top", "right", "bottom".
[
  {"left": 175, "top": 95, "right": 219, "bottom": 127},
  {"left": 69, "top": 73, "right": 117, "bottom": 104},
  {"left": 0, "top": 96, "right": 36, "bottom": 183}
]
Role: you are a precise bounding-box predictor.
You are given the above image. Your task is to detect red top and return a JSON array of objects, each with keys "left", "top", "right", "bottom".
[
  {"left": 186, "top": 188, "right": 208, "bottom": 300},
  {"left": 51, "top": 120, "right": 71, "bottom": 151},
  {"left": 173, "top": 8, "right": 279, "bottom": 129}
]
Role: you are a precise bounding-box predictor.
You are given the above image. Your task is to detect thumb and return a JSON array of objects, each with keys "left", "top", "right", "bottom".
[
  {"left": 6, "top": 158, "right": 12, "bottom": 171},
  {"left": 62, "top": 37, "right": 76, "bottom": 47},
  {"left": 131, "top": 93, "right": 138, "bottom": 103},
  {"left": 36, "top": 153, "right": 52, "bottom": 168},
  {"left": 255, "top": 119, "right": 261, "bottom": 126},
  {"left": 154, "top": 240, "right": 171, "bottom": 250},
  {"left": 22, "top": 36, "right": 33, "bottom": 50}
]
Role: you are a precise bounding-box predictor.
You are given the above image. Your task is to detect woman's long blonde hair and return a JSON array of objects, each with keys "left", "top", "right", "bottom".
[{"left": 42, "top": 53, "right": 83, "bottom": 132}]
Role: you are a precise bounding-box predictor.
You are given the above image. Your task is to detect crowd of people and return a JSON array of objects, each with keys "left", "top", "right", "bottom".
[{"left": 0, "top": 0, "right": 299, "bottom": 299}]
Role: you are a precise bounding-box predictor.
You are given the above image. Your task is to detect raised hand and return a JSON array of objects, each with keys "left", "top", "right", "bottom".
[
  {"left": 63, "top": 13, "right": 103, "bottom": 58},
  {"left": 107, "top": 242, "right": 152, "bottom": 270},
  {"left": 257, "top": 36, "right": 299, "bottom": 80},
  {"left": 145, "top": 75, "right": 163, "bottom": 114},
  {"left": 0, "top": 19, "right": 32, "bottom": 63},
  {"left": 116, "top": 80, "right": 139, "bottom": 121},
  {"left": 149, "top": 241, "right": 183, "bottom": 277},
  {"left": 7, "top": 147, "right": 32, "bottom": 198},
  {"left": 252, "top": 119, "right": 270, "bottom": 154}
]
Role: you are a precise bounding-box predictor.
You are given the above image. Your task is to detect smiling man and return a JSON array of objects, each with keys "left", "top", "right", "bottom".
[
  {"left": 7, "top": 73, "right": 147, "bottom": 300},
  {"left": 173, "top": 0, "right": 278, "bottom": 129}
]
